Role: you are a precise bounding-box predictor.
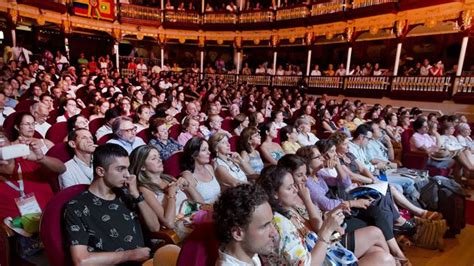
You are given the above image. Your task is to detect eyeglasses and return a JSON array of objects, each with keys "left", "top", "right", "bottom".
[
  {"left": 120, "top": 126, "right": 137, "bottom": 133},
  {"left": 312, "top": 154, "right": 322, "bottom": 160}
]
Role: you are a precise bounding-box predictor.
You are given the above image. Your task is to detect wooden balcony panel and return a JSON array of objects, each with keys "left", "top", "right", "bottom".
[
  {"left": 238, "top": 10, "right": 275, "bottom": 30},
  {"left": 452, "top": 76, "right": 474, "bottom": 104},
  {"left": 18, "top": 0, "right": 67, "bottom": 13},
  {"left": 399, "top": 0, "right": 464, "bottom": 11},
  {"left": 163, "top": 10, "right": 200, "bottom": 30},
  {"left": 202, "top": 12, "right": 238, "bottom": 30},
  {"left": 119, "top": 4, "right": 161, "bottom": 26},
  {"left": 274, "top": 4, "right": 309, "bottom": 27},
  {"left": 347, "top": 1, "right": 398, "bottom": 19},
  {"left": 309, "top": 1, "right": 346, "bottom": 24},
  {"left": 390, "top": 76, "right": 452, "bottom": 102}
]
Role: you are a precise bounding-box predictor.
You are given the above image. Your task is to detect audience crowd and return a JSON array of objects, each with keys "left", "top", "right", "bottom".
[{"left": 0, "top": 48, "right": 473, "bottom": 266}]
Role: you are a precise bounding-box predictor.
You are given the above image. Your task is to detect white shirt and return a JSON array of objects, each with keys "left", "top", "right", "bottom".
[
  {"left": 310, "top": 70, "right": 321, "bottom": 76},
  {"left": 215, "top": 249, "right": 261, "bottom": 266},
  {"left": 59, "top": 156, "right": 94, "bottom": 190},
  {"left": 35, "top": 121, "right": 51, "bottom": 138},
  {"left": 297, "top": 132, "right": 319, "bottom": 147},
  {"left": 95, "top": 125, "right": 113, "bottom": 140},
  {"left": 159, "top": 80, "right": 172, "bottom": 90},
  {"left": 136, "top": 63, "right": 147, "bottom": 72},
  {"left": 151, "top": 65, "right": 161, "bottom": 74},
  {"left": 348, "top": 141, "right": 375, "bottom": 172},
  {"left": 107, "top": 137, "right": 146, "bottom": 154}
]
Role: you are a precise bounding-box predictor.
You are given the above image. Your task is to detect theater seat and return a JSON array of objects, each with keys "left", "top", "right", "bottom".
[
  {"left": 14, "top": 99, "right": 37, "bottom": 112},
  {"left": 0, "top": 223, "right": 15, "bottom": 266},
  {"left": 40, "top": 184, "right": 89, "bottom": 266},
  {"left": 176, "top": 221, "right": 218, "bottom": 266},
  {"left": 88, "top": 118, "right": 105, "bottom": 136},
  {"left": 137, "top": 129, "right": 152, "bottom": 143},
  {"left": 46, "top": 142, "right": 73, "bottom": 163},
  {"left": 163, "top": 151, "right": 183, "bottom": 178},
  {"left": 229, "top": 135, "right": 239, "bottom": 152},
  {"left": 169, "top": 124, "right": 181, "bottom": 140},
  {"left": 45, "top": 122, "right": 68, "bottom": 144},
  {"left": 97, "top": 133, "right": 113, "bottom": 145},
  {"left": 221, "top": 119, "right": 234, "bottom": 132}
]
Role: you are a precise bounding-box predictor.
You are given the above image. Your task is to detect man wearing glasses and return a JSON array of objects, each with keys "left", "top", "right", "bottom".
[
  {"left": 30, "top": 102, "right": 51, "bottom": 138},
  {"left": 107, "top": 116, "right": 145, "bottom": 154}
]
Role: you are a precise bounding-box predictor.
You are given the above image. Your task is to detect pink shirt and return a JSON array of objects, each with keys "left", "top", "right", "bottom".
[
  {"left": 410, "top": 132, "right": 436, "bottom": 151},
  {"left": 177, "top": 132, "right": 193, "bottom": 146}
]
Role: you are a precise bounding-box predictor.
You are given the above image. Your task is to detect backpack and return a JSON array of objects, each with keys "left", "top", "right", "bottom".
[
  {"left": 412, "top": 217, "right": 447, "bottom": 251},
  {"left": 417, "top": 176, "right": 466, "bottom": 235}
]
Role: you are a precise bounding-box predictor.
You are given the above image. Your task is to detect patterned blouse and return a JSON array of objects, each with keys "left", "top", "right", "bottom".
[{"left": 150, "top": 138, "right": 182, "bottom": 161}]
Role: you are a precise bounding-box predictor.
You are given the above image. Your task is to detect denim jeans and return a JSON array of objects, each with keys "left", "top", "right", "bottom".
[{"left": 387, "top": 174, "right": 419, "bottom": 199}]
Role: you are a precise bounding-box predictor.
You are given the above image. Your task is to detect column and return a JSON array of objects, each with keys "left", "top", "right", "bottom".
[
  {"left": 160, "top": 46, "right": 164, "bottom": 69},
  {"left": 272, "top": 50, "right": 277, "bottom": 75},
  {"left": 345, "top": 46, "right": 352, "bottom": 75},
  {"left": 114, "top": 42, "right": 120, "bottom": 73},
  {"left": 236, "top": 50, "right": 242, "bottom": 74},
  {"left": 202, "top": 0, "right": 205, "bottom": 13},
  {"left": 161, "top": 0, "right": 164, "bottom": 10},
  {"left": 306, "top": 49, "right": 312, "bottom": 76},
  {"left": 393, "top": 42, "right": 402, "bottom": 76},
  {"left": 64, "top": 36, "right": 70, "bottom": 60},
  {"left": 277, "top": 0, "right": 281, "bottom": 8},
  {"left": 456, "top": 36, "right": 469, "bottom": 76},
  {"left": 200, "top": 49, "right": 204, "bottom": 79},
  {"left": 11, "top": 28, "right": 16, "bottom": 47}
]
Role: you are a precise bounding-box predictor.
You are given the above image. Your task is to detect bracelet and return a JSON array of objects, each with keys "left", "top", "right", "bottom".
[
  {"left": 166, "top": 194, "right": 176, "bottom": 200},
  {"left": 317, "top": 234, "right": 331, "bottom": 245}
]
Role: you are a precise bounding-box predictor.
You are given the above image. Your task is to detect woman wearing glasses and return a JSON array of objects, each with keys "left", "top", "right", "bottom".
[
  {"left": 11, "top": 112, "right": 54, "bottom": 153},
  {"left": 208, "top": 133, "right": 254, "bottom": 190},
  {"left": 238, "top": 127, "right": 265, "bottom": 174}
]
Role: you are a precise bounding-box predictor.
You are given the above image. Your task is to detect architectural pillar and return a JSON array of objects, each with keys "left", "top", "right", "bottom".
[
  {"left": 11, "top": 28, "right": 16, "bottom": 47},
  {"left": 161, "top": 0, "right": 164, "bottom": 10},
  {"left": 272, "top": 50, "right": 277, "bottom": 75},
  {"left": 64, "top": 36, "right": 70, "bottom": 60},
  {"left": 236, "top": 50, "right": 242, "bottom": 74},
  {"left": 393, "top": 42, "right": 402, "bottom": 76},
  {"left": 456, "top": 36, "right": 469, "bottom": 76},
  {"left": 345, "top": 46, "right": 352, "bottom": 74},
  {"left": 306, "top": 49, "right": 312, "bottom": 76},
  {"left": 200, "top": 49, "right": 204, "bottom": 79},
  {"left": 160, "top": 46, "right": 164, "bottom": 70},
  {"left": 202, "top": 0, "right": 205, "bottom": 13},
  {"left": 114, "top": 42, "right": 120, "bottom": 73},
  {"left": 277, "top": 0, "right": 281, "bottom": 8}
]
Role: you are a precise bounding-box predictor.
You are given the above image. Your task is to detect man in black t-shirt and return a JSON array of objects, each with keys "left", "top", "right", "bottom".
[{"left": 64, "top": 144, "right": 160, "bottom": 265}]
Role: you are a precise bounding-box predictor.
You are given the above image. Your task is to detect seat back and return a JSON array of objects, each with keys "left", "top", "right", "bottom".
[
  {"left": 176, "top": 221, "right": 218, "bottom": 266},
  {"left": 229, "top": 135, "right": 239, "bottom": 152},
  {"left": 14, "top": 99, "right": 37, "bottom": 112},
  {"left": 221, "top": 119, "right": 234, "bottom": 132},
  {"left": 400, "top": 129, "right": 414, "bottom": 164},
  {"left": 46, "top": 142, "right": 74, "bottom": 163},
  {"left": 2, "top": 112, "right": 18, "bottom": 141},
  {"left": 163, "top": 151, "right": 183, "bottom": 178},
  {"left": 40, "top": 184, "right": 88, "bottom": 266},
  {"left": 169, "top": 124, "right": 181, "bottom": 140},
  {"left": 137, "top": 129, "right": 152, "bottom": 143},
  {"left": 88, "top": 118, "right": 105, "bottom": 136},
  {"left": 97, "top": 133, "right": 113, "bottom": 145},
  {"left": 46, "top": 122, "right": 68, "bottom": 144}
]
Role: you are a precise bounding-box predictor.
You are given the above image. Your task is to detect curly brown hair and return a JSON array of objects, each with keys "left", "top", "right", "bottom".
[
  {"left": 329, "top": 131, "right": 348, "bottom": 146},
  {"left": 213, "top": 184, "right": 268, "bottom": 245}
]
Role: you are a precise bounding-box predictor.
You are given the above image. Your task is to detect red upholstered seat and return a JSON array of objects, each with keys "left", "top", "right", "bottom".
[
  {"left": 33, "top": 130, "right": 44, "bottom": 139},
  {"left": 80, "top": 106, "right": 94, "bottom": 119},
  {"left": 46, "top": 142, "right": 73, "bottom": 163},
  {"left": 88, "top": 118, "right": 105, "bottom": 136},
  {"left": 46, "top": 109, "right": 58, "bottom": 125},
  {"left": 169, "top": 124, "right": 181, "bottom": 140},
  {"left": 14, "top": 99, "right": 37, "bottom": 112},
  {"left": 137, "top": 129, "right": 152, "bottom": 143},
  {"left": 221, "top": 119, "right": 234, "bottom": 132},
  {"left": 229, "top": 135, "right": 239, "bottom": 152},
  {"left": 40, "top": 184, "right": 88, "bottom": 266},
  {"left": 97, "top": 133, "right": 113, "bottom": 145},
  {"left": 163, "top": 151, "right": 183, "bottom": 178},
  {"left": 45, "top": 122, "right": 68, "bottom": 144},
  {"left": 176, "top": 221, "right": 219, "bottom": 266},
  {"left": 2, "top": 112, "right": 17, "bottom": 141}
]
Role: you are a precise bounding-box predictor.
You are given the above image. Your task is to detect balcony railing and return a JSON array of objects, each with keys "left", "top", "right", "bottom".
[
  {"left": 311, "top": 0, "right": 346, "bottom": 16},
  {"left": 164, "top": 10, "right": 200, "bottom": 24},
  {"left": 391, "top": 77, "right": 451, "bottom": 93},
  {"left": 352, "top": 0, "right": 399, "bottom": 9},
  {"left": 203, "top": 12, "right": 238, "bottom": 24},
  {"left": 239, "top": 10, "right": 274, "bottom": 23},
  {"left": 345, "top": 76, "right": 390, "bottom": 90},
  {"left": 307, "top": 76, "right": 342, "bottom": 89},
  {"left": 272, "top": 75, "right": 301, "bottom": 87},
  {"left": 120, "top": 4, "right": 161, "bottom": 24},
  {"left": 275, "top": 5, "right": 309, "bottom": 21},
  {"left": 453, "top": 76, "right": 474, "bottom": 94}
]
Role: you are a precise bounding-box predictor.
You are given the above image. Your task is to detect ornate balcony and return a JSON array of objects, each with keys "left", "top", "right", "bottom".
[
  {"left": 452, "top": 76, "right": 474, "bottom": 104},
  {"left": 164, "top": 10, "right": 200, "bottom": 29},
  {"left": 120, "top": 4, "right": 161, "bottom": 26},
  {"left": 391, "top": 76, "right": 452, "bottom": 101},
  {"left": 309, "top": 0, "right": 346, "bottom": 24}
]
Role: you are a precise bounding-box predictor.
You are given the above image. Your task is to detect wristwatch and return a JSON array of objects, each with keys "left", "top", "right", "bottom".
[{"left": 133, "top": 193, "right": 145, "bottom": 204}]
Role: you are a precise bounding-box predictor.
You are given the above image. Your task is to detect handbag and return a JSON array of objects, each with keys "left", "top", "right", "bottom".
[{"left": 412, "top": 217, "right": 447, "bottom": 250}]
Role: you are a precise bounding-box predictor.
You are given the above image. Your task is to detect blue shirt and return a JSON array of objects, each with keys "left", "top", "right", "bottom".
[{"left": 149, "top": 138, "right": 182, "bottom": 161}]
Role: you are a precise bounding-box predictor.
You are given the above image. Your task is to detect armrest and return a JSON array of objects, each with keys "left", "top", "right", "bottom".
[
  {"left": 0, "top": 223, "right": 14, "bottom": 238},
  {"left": 148, "top": 229, "right": 180, "bottom": 245},
  {"left": 0, "top": 223, "right": 14, "bottom": 266},
  {"left": 402, "top": 150, "right": 429, "bottom": 170}
]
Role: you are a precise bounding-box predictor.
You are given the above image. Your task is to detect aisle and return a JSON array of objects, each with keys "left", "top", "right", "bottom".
[{"left": 405, "top": 188, "right": 474, "bottom": 266}]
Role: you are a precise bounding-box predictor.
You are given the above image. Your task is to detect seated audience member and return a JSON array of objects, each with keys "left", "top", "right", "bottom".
[
  {"left": 320, "top": 108, "right": 338, "bottom": 133},
  {"left": 0, "top": 138, "right": 65, "bottom": 219},
  {"left": 181, "top": 137, "right": 221, "bottom": 204},
  {"left": 149, "top": 118, "right": 182, "bottom": 161},
  {"left": 12, "top": 112, "right": 54, "bottom": 152},
  {"left": 410, "top": 117, "right": 455, "bottom": 169},
  {"left": 439, "top": 122, "right": 474, "bottom": 178},
  {"left": 271, "top": 110, "right": 287, "bottom": 130},
  {"left": 385, "top": 113, "right": 403, "bottom": 142},
  {"left": 130, "top": 145, "right": 203, "bottom": 240},
  {"left": 30, "top": 102, "right": 51, "bottom": 138},
  {"left": 59, "top": 129, "right": 96, "bottom": 189},
  {"left": 89, "top": 98, "right": 110, "bottom": 121},
  {"left": 64, "top": 144, "right": 158, "bottom": 265},
  {"left": 213, "top": 184, "right": 278, "bottom": 266},
  {"left": 338, "top": 110, "right": 357, "bottom": 133},
  {"left": 353, "top": 108, "right": 366, "bottom": 127},
  {"left": 277, "top": 154, "right": 395, "bottom": 265},
  {"left": 0, "top": 92, "right": 15, "bottom": 126},
  {"left": 202, "top": 114, "right": 232, "bottom": 140},
  {"left": 177, "top": 115, "right": 203, "bottom": 146},
  {"left": 57, "top": 98, "right": 79, "bottom": 122},
  {"left": 107, "top": 116, "right": 146, "bottom": 154},
  {"left": 238, "top": 127, "right": 265, "bottom": 175},
  {"left": 259, "top": 122, "right": 285, "bottom": 165},
  {"left": 67, "top": 114, "right": 90, "bottom": 132},
  {"left": 134, "top": 104, "right": 152, "bottom": 133},
  {"left": 295, "top": 117, "right": 319, "bottom": 147},
  {"left": 457, "top": 122, "right": 474, "bottom": 150},
  {"left": 96, "top": 108, "right": 120, "bottom": 140},
  {"left": 280, "top": 125, "right": 301, "bottom": 154},
  {"left": 248, "top": 111, "right": 265, "bottom": 128},
  {"left": 233, "top": 113, "right": 249, "bottom": 136},
  {"left": 208, "top": 133, "right": 254, "bottom": 189}
]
